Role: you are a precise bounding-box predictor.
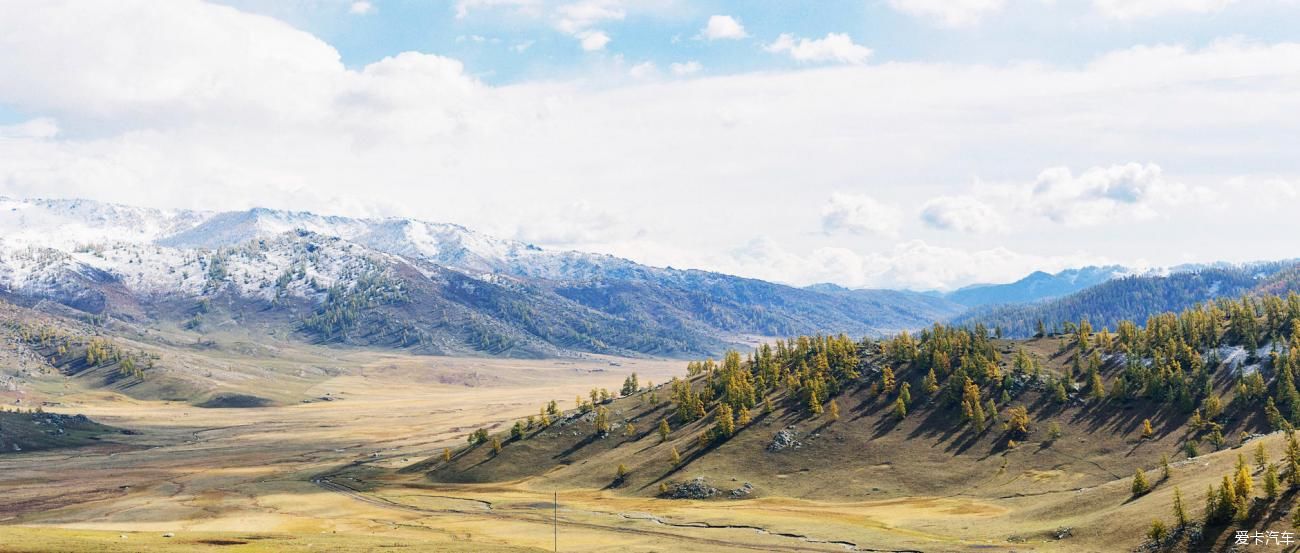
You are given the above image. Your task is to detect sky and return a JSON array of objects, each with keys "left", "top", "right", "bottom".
[{"left": 1, "top": 0, "right": 1299, "bottom": 291}]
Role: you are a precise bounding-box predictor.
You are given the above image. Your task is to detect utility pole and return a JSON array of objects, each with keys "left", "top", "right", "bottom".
[{"left": 553, "top": 490, "right": 558, "bottom": 552}]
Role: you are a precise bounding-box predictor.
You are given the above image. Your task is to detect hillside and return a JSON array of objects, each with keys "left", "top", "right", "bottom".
[
  {"left": 413, "top": 292, "right": 1300, "bottom": 550},
  {"left": 0, "top": 197, "right": 964, "bottom": 358},
  {"left": 0, "top": 410, "right": 118, "bottom": 453}
]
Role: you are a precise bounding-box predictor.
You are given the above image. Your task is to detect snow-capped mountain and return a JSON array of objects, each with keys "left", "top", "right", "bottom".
[{"left": 0, "top": 197, "right": 965, "bottom": 357}]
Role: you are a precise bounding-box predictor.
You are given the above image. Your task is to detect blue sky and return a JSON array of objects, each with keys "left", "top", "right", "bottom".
[
  {"left": 1, "top": 1, "right": 1299, "bottom": 290},
  {"left": 214, "top": 0, "right": 1300, "bottom": 81}
]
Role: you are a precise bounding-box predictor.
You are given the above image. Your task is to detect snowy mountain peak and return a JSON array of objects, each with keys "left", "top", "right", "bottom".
[{"left": 0, "top": 197, "right": 623, "bottom": 289}]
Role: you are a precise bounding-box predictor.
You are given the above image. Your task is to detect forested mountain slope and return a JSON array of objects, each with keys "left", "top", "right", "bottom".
[{"left": 954, "top": 263, "right": 1300, "bottom": 337}]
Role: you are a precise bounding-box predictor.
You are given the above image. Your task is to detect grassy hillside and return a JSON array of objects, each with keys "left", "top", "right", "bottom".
[
  {"left": 0, "top": 409, "right": 118, "bottom": 453},
  {"left": 0, "top": 298, "right": 350, "bottom": 408},
  {"left": 418, "top": 292, "right": 1300, "bottom": 550}
]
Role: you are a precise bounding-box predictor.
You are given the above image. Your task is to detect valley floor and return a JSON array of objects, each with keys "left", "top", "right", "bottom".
[{"left": 0, "top": 349, "right": 1267, "bottom": 553}]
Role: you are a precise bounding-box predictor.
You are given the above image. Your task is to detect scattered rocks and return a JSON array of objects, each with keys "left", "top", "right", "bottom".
[
  {"left": 666, "top": 477, "right": 719, "bottom": 499},
  {"left": 1004, "top": 373, "right": 1036, "bottom": 394},
  {"left": 768, "top": 427, "right": 801, "bottom": 452},
  {"left": 728, "top": 482, "right": 754, "bottom": 499},
  {"left": 1184, "top": 523, "right": 1204, "bottom": 545},
  {"left": 1053, "top": 527, "right": 1072, "bottom": 540},
  {"left": 162, "top": 532, "right": 175, "bottom": 538}
]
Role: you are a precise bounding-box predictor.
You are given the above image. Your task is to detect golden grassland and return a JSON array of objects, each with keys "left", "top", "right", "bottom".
[{"left": 1, "top": 336, "right": 1296, "bottom": 552}]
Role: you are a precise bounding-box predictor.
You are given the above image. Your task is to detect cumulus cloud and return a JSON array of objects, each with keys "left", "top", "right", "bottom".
[
  {"left": 888, "top": 0, "right": 1007, "bottom": 26},
  {"left": 765, "top": 33, "right": 872, "bottom": 64},
  {"left": 1024, "top": 163, "right": 1211, "bottom": 226},
  {"left": 669, "top": 61, "right": 702, "bottom": 76},
  {"left": 920, "top": 195, "right": 1006, "bottom": 233},
  {"left": 1093, "top": 0, "right": 1236, "bottom": 20},
  {"left": 349, "top": 1, "right": 375, "bottom": 15},
  {"left": 821, "top": 193, "right": 903, "bottom": 237},
  {"left": 0, "top": 2, "right": 350, "bottom": 124},
  {"left": 699, "top": 15, "right": 747, "bottom": 40},
  {"left": 576, "top": 30, "right": 611, "bottom": 51},
  {"left": 555, "top": 1, "right": 623, "bottom": 50}
]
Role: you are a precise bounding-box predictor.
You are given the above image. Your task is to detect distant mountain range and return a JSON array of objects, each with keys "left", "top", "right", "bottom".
[
  {"left": 2, "top": 196, "right": 1294, "bottom": 357},
  {"left": 941, "top": 266, "right": 1129, "bottom": 307},
  {"left": 0, "top": 197, "right": 964, "bottom": 358},
  {"left": 955, "top": 261, "right": 1300, "bottom": 337}
]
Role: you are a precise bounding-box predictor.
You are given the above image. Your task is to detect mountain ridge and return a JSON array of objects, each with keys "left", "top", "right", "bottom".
[{"left": 0, "top": 197, "right": 965, "bottom": 358}]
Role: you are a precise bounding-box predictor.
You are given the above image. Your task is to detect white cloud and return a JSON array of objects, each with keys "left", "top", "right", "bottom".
[
  {"left": 699, "top": 15, "right": 747, "bottom": 40},
  {"left": 669, "top": 61, "right": 702, "bottom": 76},
  {"left": 349, "top": 1, "right": 375, "bottom": 15},
  {"left": 1093, "top": 0, "right": 1236, "bottom": 20},
  {"left": 0, "top": 118, "right": 59, "bottom": 139},
  {"left": 821, "top": 193, "right": 903, "bottom": 237},
  {"left": 576, "top": 30, "right": 611, "bottom": 51},
  {"left": 1224, "top": 176, "right": 1300, "bottom": 208},
  {"left": 920, "top": 195, "right": 1006, "bottom": 233},
  {"left": 513, "top": 200, "right": 628, "bottom": 245},
  {"left": 554, "top": 0, "right": 624, "bottom": 33},
  {"left": 765, "top": 33, "right": 872, "bottom": 64},
  {"left": 888, "top": 0, "right": 1007, "bottom": 27},
  {"left": 454, "top": 0, "right": 542, "bottom": 19},
  {"left": 512, "top": 40, "right": 536, "bottom": 53},
  {"left": 556, "top": 1, "right": 622, "bottom": 50},
  {"left": 0, "top": 2, "right": 347, "bottom": 124},
  {"left": 454, "top": 0, "right": 623, "bottom": 50},
  {"left": 629, "top": 61, "right": 657, "bottom": 79},
  {"left": 1023, "top": 163, "right": 1212, "bottom": 226}
]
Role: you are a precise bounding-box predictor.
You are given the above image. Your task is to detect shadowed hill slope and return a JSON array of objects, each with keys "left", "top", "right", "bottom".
[{"left": 417, "top": 292, "right": 1300, "bottom": 550}]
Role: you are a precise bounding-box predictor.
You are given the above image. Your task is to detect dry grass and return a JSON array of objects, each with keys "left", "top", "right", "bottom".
[
  {"left": 1, "top": 333, "right": 1290, "bottom": 552},
  {"left": 0, "top": 345, "right": 684, "bottom": 552}
]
